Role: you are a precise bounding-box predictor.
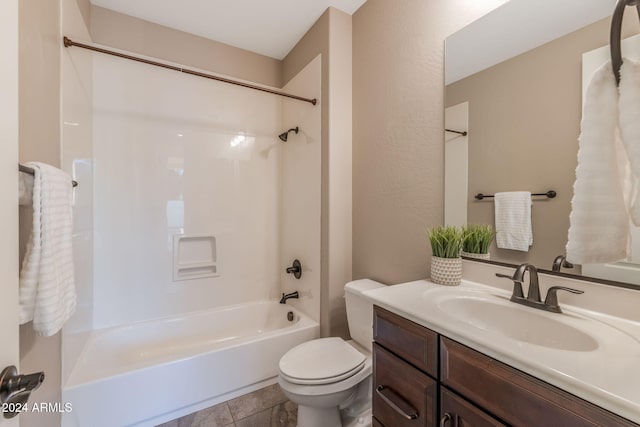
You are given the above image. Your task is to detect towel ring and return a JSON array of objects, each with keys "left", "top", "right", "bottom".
[{"left": 610, "top": 0, "right": 640, "bottom": 85}]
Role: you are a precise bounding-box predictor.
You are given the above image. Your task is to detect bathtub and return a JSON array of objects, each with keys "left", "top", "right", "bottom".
[{"left": 61, "top": 301, "right": 319, "bottom": 427}]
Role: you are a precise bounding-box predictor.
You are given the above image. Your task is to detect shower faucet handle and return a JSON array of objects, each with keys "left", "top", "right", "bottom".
[{"left": 285, "top": 259, "right": 302, "bottom": 279}]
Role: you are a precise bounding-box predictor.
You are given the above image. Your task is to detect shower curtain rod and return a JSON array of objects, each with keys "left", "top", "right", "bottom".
[{"left": 63, "top": 37, "right": 317, "bottom": 106}]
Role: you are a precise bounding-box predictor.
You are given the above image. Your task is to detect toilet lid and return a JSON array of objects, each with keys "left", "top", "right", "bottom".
[{"left": 279, "top": 337, "right": 366, "bottom": 385}]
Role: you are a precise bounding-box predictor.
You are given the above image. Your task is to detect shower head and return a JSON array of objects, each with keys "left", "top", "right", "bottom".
[{"left": 278, "top": 127, "right": 299, "bottom": 142}]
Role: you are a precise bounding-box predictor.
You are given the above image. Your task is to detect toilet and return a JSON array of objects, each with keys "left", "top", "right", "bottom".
[{"left": 278, "top": 279, "right": 385, "bottom": 427}]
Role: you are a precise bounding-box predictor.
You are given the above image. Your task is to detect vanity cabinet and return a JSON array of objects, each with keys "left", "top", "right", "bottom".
[
  {"left": 372, "top": 305, "right": 438, "bottom": 426},
  {"left": 373, "top": 304, "right": 438, "bottom": 376},
  {"left": 373, "top": 344, "right": 437, "bottom": 427},
  {"left": 440, "top": 388, "right": 505, "bottom": 427},
  {"left": 372, "top": 306, "right": 638, "bottom": 427},
  {"left": 440, "top": 337, "right": 637, "bottom": 427}
]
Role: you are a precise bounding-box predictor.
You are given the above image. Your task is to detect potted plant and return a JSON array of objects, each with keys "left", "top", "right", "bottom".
[
  {"left": 426, "top": 225, "right": 463, "bottom": 286},
  {"left": 461, "top": 224, "right": 495, "bottom": 260}
]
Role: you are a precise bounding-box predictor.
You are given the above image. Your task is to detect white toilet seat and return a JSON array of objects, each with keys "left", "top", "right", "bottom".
[
  {"left": 279, "top": 337, "right": 366, "bottom": 385},
  {"left": 279, "top": 357, "right": 372, "bottom": 397},
  {"left": 280, "top": 361, "right": 365, "bottom": 385}
]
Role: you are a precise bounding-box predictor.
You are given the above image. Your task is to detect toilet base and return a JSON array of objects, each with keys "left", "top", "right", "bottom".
[{"left": 297, "top": 405, "right": 342, "bottom": 427}]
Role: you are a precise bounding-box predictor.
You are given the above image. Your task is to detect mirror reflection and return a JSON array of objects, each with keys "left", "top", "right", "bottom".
[{"left": 444, "top": 0, "right": 640, "bottom": 285}]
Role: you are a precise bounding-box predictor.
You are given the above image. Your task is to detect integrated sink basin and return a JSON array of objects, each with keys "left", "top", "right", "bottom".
[
  {"left": 436, "top": 294, "right": 598, "bottom": 351},
  {"left": 421, "top": 287, "right": 639, "bottom": 353}
]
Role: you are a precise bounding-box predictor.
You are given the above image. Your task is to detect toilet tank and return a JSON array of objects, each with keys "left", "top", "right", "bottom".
[{"left": 344, "top": 279, "right": 386, "bottom": 351}]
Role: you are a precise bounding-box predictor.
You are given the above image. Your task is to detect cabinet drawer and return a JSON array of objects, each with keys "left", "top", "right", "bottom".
[
  {"left": 373, "top": 305, "right": 438, "bottom": 376},
  {"left": 440, "top": 337, "right": 638, "bottom": 427},
  {"left": 373, "top": 343, "right": 437, "bottom": 427},
  {"left": 440, "top": 387, "right": 506, "bottom": 427}
]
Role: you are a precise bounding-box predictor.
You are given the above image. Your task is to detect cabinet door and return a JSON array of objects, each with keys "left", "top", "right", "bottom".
[
  {"left": 373, "top": 343, "right": 437, "bottom": 427},
  {"left": 440, "top": 387, "right": 506, "bottom": 427},
  {"left": 440, "top": 337, "right": 639, "bottom": 427},
  {"left": 374, "top": 306, "right": 438, "bottom": 377}
]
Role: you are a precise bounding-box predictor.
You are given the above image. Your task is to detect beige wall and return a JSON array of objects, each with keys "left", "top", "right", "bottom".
[
  {"left": 283, "top": 8, "right": 353, "bottom": 339},
  {"left": 352, "top": 0, "right": 505, "bottom": 285},
  {"left": 327, "top": 10, "right": 353, "bottom": 339},
  {"left": 75, "top": 0, "right": 91, "bottom": 30},
  {"left": 18, "top": 1, "right": 62, "bottom": 426},
  {"left": 91, "top": 6, "right": 282, "bottom": 88},
  {"left": 19, "top": 0, "right": 61, "bottom": 164},
  {"left": 445, "top": 16, "right": 639, "bottom": 268}
]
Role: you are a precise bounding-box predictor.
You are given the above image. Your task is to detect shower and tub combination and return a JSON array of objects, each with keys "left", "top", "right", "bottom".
[{"left": 61, "top": 38, "right": 322, "bottom": 426}]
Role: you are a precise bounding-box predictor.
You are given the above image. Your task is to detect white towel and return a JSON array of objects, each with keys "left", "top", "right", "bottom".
[
  {"left": 619, "top": 60, "right": 640, "bottom": 226},
  {"left": 566, "top": 61, "right": 632, "bottom": 264},
  {"left": 494, "top": 191, "right": 532, "bottom": 252},
  {"left": 19, "top": 162, "right": 76, "bottom": 336}
]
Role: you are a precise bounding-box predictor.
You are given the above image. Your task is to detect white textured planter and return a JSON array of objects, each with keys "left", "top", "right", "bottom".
[
  {"left": 430, "top": 256, "right": 462, "bottom": 286},
  {"left": 461, "top": 251, "right": 490, "bottom": 260}
]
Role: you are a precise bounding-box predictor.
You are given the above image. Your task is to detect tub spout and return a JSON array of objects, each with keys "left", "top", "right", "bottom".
[{"left": 280, "top": 291, "right": 299, "bottom": 304}]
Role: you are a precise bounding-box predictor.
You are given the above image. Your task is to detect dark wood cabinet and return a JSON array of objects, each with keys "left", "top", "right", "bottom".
[
  {"left": 372, "top": 305, "right": 639, "bottom": 427},
  {"left": 440, "top": 388, "right": 505, "bottom": 427},
  {"left": 373, "top": 305, "right": 438, "bottom": 376},
  {"left": 440, "top": 337, "right": 638, "bottom": 427},
  {"left": 373, "top": 343, "right": 437, "bottom": 427}
]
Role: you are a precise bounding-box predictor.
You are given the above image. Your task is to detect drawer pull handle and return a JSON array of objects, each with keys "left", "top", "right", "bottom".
[
  {"left": 375, "top": 385, "right": 419, "bottom": 420},
  {"left": 440, "top": 412, "right": 453, "bottom": 427}
]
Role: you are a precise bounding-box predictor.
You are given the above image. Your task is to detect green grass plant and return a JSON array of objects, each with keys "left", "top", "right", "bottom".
[
  {"left": 462, "top": 224, "right": 495, "bottom": 254},
  {"left": 426, "top": 225, "right": 463, "bottom": 258}
]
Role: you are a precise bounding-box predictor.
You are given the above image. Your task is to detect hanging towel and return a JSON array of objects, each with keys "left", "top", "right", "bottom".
[
  {"left": 494, "top": 191, "right": 532, "bottom": 252},
  {"left": 566, "top": 61, "right": 631, "bottom": 264},
  {"left": 19, "top": 162, "right": 76, "bottom": 336},
  {"left": 619, "top": 59, "right": 640, "bottom": 226}
]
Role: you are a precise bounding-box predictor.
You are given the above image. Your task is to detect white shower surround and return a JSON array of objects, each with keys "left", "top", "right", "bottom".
[
  {"left": 86, "top": 53, "right": 321, "bottom": 328},
  {"left": 92, "top": 53, "right": 276, "bottom": 327}
]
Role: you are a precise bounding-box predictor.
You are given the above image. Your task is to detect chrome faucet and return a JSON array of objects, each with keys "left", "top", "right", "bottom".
[
  {"left": 496, "top": 263, "right": 584, "bottom": 313},
  {"left": 279, "top": 291, "right": 299, "bottom": 304},
  {"left": 552, "top": 255, "right": 574, "bottom": 272}
]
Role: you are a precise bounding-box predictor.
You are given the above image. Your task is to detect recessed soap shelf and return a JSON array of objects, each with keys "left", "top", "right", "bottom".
[{"left": 173, "top": 234, "right": 219, "bottom": 281}]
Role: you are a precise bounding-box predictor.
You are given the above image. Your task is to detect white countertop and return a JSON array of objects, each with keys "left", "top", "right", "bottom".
[{"left": 363, "top": 279, "right": 640, "bottom": 424}]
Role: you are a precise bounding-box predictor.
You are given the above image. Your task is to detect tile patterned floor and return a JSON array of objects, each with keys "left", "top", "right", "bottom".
[{"left": 156, "top": 384, "right": 297, "bottom": 427}]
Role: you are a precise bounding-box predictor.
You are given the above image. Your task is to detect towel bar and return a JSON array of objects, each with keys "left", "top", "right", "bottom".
[
  {"left": 475, "top": 190, "right": 556, "bottom": 201},
  {"left": 19, "top": 164, "right": 78, "bottom": 188}
]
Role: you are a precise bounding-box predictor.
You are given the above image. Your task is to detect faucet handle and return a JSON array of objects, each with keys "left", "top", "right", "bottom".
[
  {"left": 544, "top": 286, "right": 584, "bottom": 313},
  {"left": 495, "top": 273, "right": 524, "bottom": 299}
]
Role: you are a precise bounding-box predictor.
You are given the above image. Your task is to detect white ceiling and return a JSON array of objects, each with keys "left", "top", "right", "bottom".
[{"left": 91, "top": 0, "right": 367, "bottom": 60}]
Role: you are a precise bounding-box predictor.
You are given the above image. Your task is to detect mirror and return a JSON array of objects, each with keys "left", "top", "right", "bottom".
[{"left": 444, "top": 0, "right": 640, "bottom": 286}]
